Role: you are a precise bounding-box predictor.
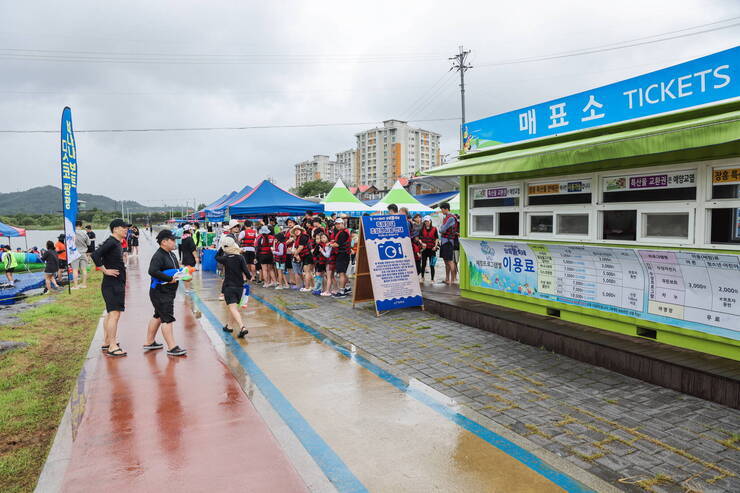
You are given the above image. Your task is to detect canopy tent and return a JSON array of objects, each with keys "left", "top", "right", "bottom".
[
  {"left": 413, "top": 191, "right": 458, "bottom": 207},
  {"left": 0, "top": 221, "right": 26, "bottom": 237},
  {"left": 371, "top": 181, "right": 434, "bottom": 213},
  {"left": 447, "top": 193, "right": 460, "bottom": 214},
  {"left": 229, "top": 180, "right": 324, "bottom": 217},
  {"left": 321, "top": 179, "right": 373, "bottom": 216},
  {"left": 193, "top": 193, "right": 228, "bottom": 219},
  {"left": 204, "top": 190, "right": 238, "bottom": 221}
]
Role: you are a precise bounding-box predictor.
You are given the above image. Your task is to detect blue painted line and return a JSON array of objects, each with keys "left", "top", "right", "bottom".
[
  {"left": 190, "top": 291, "right": 368, "bottom": 493},
  {"left": 251, "top": 293, "right": 594, "bottom": 493}
]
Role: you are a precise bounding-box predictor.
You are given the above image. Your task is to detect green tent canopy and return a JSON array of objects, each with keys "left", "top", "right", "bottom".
[
  {"left": 372, "top": 181, "right": 434, "bottom": 213},
  {"left": 321, "top": 179, "right": 373, "bottom": 215}
]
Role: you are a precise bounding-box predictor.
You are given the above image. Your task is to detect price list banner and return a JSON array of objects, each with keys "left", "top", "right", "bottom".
[{"left": 461, "top": 239, "right": 740, "bottom": 341}]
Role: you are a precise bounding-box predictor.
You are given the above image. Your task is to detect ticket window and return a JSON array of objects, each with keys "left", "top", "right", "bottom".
[
  {"left": 710, "top": 208, "right": 740, "bottom": 244},
  {"left": 557, "top": 214, "right": 589, "bottom": 235},
  {"left": 471, "top": 214, "right": 494, "bottom": 235},
  {"left": 603, "top": 210, "right": 637, "bottom": 241},
  {"left": 498, "top": 212, "right": 520, "bottom": 236},
  {"left": 529, "top": 214, "right": 554, "bottom": 234},
  {"left": 640, "top": 212, "right": 691, "bottom": 241}
]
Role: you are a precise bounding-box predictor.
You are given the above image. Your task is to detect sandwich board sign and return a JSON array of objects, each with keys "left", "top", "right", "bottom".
[{"left": 352, "top": 214, "right": 424, "bottom": 315}]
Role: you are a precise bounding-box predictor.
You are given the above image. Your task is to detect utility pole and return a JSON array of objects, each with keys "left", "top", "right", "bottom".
[{"left": 449, "top": 45, "right": 472, "bottom": 153}]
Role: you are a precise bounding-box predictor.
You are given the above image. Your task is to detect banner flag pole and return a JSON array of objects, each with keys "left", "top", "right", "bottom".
[{"left": 61, "top": 107, "right": 80, "bottom": 294}]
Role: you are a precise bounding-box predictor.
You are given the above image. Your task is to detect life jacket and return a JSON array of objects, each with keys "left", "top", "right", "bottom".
[
  {"left": 412, "top": 240, "right": 422, "bottom": 260},
  {"left": 420, "top": 226, "right": 438, "bottom": 249},
  {"left": 297, "top": 233, "right": 311, "bottom": 259},
  {"left": 240, "top": 228, "right": 257, "bottom": 250},
  {"left": 441, "top": 214, "right": 459, "bottom": 240},
  {"left": 273, "top": 241, "right": 287, "bottom": 263},
  {"left": 256, "top": 234, "right": 273, "bottom": 256},
  {"left": 335, "top": 230, "right": 351, "bottom": 255},
  {"left": 313, "top": 242, "right": 327, "bottom": 265}
]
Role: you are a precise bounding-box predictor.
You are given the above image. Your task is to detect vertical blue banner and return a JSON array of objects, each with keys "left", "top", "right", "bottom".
[
  {"left": 361, "top": 214, "right": 423, "bottom": 312},
  {"left": 61, "top": 107, "right": 80, "bottom": 263}
]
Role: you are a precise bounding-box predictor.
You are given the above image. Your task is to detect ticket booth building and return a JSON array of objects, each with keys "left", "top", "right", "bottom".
[{"left": 428, "top": 98, "right": 740, "bottom": 361}]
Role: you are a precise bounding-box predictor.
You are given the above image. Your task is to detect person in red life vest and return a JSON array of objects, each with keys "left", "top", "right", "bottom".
[
  {"left": 320, "top": 233, "right": 335, "bottom": 296},
  {"left": 412, "top": 237, "right": 423, "bottom": 278},
  {"left": 291, "top": 225, "right": 312, "bottom": 291},
  {"left": 329, "top": 218, "right": 352, "bottom": 298},
  {"left": 419, "top": 216, "right": 439, "bottom": 283},
  {"left": 272, "top": 232, "right": 289, "bottom": 289},
  {"left": 255, "top": 226, "right": 275, "bottom": 287},
  {"left": 238, "top": 220, "right": 258, "bottom": 282},
  {"left": 311, "top": 232, "right": 328, "bottom": 295},
  {"left": 438, "top": 202, "right": 459, "bottom": 285}
]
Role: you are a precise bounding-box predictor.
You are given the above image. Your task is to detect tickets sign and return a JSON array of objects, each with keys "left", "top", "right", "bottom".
[{"left": 461, "top": 239, "right": 740, "bottom": 341}]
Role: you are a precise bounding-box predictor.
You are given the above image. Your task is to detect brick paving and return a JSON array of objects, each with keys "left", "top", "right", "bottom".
[{"left": 253, "top": 285, "right": 740, "bottom": 493}]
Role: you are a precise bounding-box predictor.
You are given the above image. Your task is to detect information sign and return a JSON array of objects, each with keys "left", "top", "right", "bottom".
[
  {"left": 461, "top": 239, "right": 740, "bottom": 341},
  {"left": 528, "top": 179, "right": 591, "bottom": 196},
  {"left": 603, "top": 170, "right": 696, "bottom": 192}
]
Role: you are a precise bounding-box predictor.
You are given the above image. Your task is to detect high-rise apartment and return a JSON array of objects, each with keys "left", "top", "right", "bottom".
[
  {"left": 334, "top": 149, "right": 357, "bottom": 186},
  {"left": 294, "top": 155, "right": 336, "bottom": 188},
  {"left": 355, "top": 120, "right": 441, "bottom": 190}
]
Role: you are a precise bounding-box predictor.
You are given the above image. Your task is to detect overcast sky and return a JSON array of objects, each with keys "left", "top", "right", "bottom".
[{"left": 1, "top": 1, "right": 738, "bottom": 207}]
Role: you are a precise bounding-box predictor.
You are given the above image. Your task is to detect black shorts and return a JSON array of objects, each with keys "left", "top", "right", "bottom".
[
  {"left": 302, "top": 255, "right": 313, "bottom": 266},
  {"left": 335, "top": 253, "right": 350, "bottom": 274},
  {"left": 222, "top": 286, "right": 242, "bottom": 305},
  {"left": 130, "top": 237, "right": 139, "bottom": 247},
  {"left": 58, "top": 260, "right": 68, "bottom": 270},
  {"left": 440, "top": 242, "right": 454, "bottom": 261},
  {"left": 102, "top": 282, "right": 126, "bottom": 312},
  {"left": 258, "top": 254, "right": 273, "bottom": 265},
  {"left": 149, "top": 288, "right": 176, "bottom": 323},
  {"left": 242, "top": 251, "right": 256, "bottom": 264},
  {"left": 5, "top": 267, "right": 14, "bottom": 273},
  {"left": 315, "top": 263, "right": 326, "bottom": 273}
]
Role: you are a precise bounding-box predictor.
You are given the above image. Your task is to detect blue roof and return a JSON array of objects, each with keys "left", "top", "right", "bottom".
[
  {"left": 0, "top": 221, "right": 25, "bottom": 237},
  {"left": 229, "top": 180, "right": 324, "bottom": 217},
  {"left": 413, "top": 191, "right": 458, "bottom": 207},
  {"left": 213, "top": 185, "right": 253, "bottom": 212}
]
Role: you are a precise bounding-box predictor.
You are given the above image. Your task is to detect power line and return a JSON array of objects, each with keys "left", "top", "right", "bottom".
[
  {"left": 476, "top": 20, "right": 740, "bottom": 68},
  {"left": 0, "top": 117, "right": 461, "bottom": 134}
]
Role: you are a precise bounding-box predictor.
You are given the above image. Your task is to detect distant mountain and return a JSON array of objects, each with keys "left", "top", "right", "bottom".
[{"left": 0, "top": 186, "right": 176, "bottom": 214}]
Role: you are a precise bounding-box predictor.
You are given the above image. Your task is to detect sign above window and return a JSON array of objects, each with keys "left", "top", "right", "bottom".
[
  {"left": 463, "top": 46, "right": 738, "bottom": 151},
  {"left": 603, "top": 170, "right": 696, "bottom": 192},
  {"left": 528, "top": 179, "right": 591, "bottom": 196},
  {"left": 472, "top": 185, "right": 521, "bottom": 199},
  {"left": 712, "top": 167, "right": 740, "bottom": 186}
]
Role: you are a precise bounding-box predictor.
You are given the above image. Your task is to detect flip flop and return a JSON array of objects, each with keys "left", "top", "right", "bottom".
[{"left": 105, "top": 347, "right": 127, "bottom": 357}]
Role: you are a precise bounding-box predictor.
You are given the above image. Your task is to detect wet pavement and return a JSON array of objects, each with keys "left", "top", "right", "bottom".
[
  {"left": 59, "top": 243, "right": 307, "bottom": 493},
  {"left": 52, "top": 239, "right": 598, "bottom": 492}
]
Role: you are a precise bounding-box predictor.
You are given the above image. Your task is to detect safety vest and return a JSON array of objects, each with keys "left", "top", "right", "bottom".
[
  {"left": 313, "top": 243, "right": 327, "bottom": 265},
  {"left": 335, "top": 230, "right": 351, "bottom": 255},
  {"left": 441, "top": 214, "right": 459, "bottom": 240},
  {"left": 297, "top": 233, "right": 311, "bottom": 259},
  {"left": 240, "top": 229, "right": 257, "bottom": 250},
  {"left": 273, "top": 241, "right": 287, "bottom": 263},
  {"left": 256, "top": 235, "right": 273, "bottom": 256},
  {"left": 420, "top": 227, "right": 438, "bottom": 249},
  {"left": 2, "top": 251, "right": 18, "bottom": 269}
]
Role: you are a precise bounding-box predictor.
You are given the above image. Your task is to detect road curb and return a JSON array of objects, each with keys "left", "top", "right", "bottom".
[{"left": 34, "top": 311, "right": 106, "bottom": 493}]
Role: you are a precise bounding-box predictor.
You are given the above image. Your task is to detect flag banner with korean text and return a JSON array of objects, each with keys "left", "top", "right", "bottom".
[
  {"left": 361, "top": 214, "right": 423, "bottom": 313},
  {"left": 460, "top": 239, "right": 740, "bottom": 341},
  {"left": 463, "top": 46, "right": 739, "bottom": 151},
  {"left": 61, "top": 107, "right": 80, "bottom": 263}
]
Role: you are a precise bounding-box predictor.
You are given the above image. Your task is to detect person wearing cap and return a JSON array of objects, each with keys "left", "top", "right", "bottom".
[
  {"left": 330, "top": 218, "right": 352, "bottom": 297},
  {"left": 216, "top": 237, "right": 250, "bottom": 338},
  {"left": 180, "top": 225, "right": 198, "bottom": 293},
  {"left": 145, "top": 230, "right": 187, "bottom": 356},
  {"left": 55, "top": 234, "right": 68, "bottom": 284},
  {"left": 71, "top": 219, "right": 91, "bottom": 290},
  {"left": 92, "top": 218, "right": 131, "bottom": 357},
  {"left": 419, "top": 216, "right": 439, "bottom": 283}
]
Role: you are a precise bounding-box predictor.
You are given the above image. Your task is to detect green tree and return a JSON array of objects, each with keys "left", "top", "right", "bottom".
[
  {"left": 196, "top": 203, "right": 207, "bottom": 210},
  {"left": 295, "top": 179, "right": 333, "bottom": 198}
]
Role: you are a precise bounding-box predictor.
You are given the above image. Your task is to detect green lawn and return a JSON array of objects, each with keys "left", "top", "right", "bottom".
[{"left": 0, "top": 272, "right": 104, "bottom": 493}]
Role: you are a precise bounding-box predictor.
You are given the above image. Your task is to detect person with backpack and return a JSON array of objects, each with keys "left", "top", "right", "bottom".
[
  {"left": 419, "top": 216, "right": 439, "bottom": 282},
  {"left": 438, "top": 202, "right": 458, "bottom": 285}
]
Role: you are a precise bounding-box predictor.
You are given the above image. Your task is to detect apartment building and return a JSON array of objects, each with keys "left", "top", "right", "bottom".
[{"left": 294, "top": 155, "right": 336, "bottom": 188}]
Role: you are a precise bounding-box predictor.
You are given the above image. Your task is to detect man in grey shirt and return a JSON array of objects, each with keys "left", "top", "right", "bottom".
[{"left": 71, "top": 220, "right": 91, "bottom": 289}]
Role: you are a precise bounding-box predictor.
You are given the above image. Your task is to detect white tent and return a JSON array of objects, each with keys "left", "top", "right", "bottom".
[
  {"left": 372, "top": 181, "right": 433, "bottom": 213},
  {"left": 321, "top": 179, "right": 373, "bottom": 215}
]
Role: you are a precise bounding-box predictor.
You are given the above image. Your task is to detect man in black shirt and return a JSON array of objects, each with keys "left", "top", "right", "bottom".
[
  {"left": 146, "top": 230, "right": 187, "bottom": 356},
  {"left": 92, "top": 218, "right": 130, "bottom": 357}
]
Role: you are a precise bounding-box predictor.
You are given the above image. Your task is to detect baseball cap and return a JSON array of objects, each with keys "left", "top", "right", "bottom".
[
  {"left": 109, "top": 218, "right": 132, "bottom": 231},
  {"left": 335, "top": 218, "right": 344, "bottom": 224},
  {"left": 156, "top": 230, "right": 176, "bottom": 243}
]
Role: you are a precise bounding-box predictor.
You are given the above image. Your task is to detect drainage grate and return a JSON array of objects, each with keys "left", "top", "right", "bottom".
[{"left": 285, "top": 303, "right": 316, "bottom": 311}]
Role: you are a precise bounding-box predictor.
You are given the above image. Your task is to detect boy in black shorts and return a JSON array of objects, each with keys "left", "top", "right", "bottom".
[
  {"left": 216, "top": 237, "right": 251, "bottom": 338},
  {"left": 145, "top": 230, "right": 187, "bottom": 356},
  {"left": 92, "top": 218, "right": 130, "bottom": 357}
]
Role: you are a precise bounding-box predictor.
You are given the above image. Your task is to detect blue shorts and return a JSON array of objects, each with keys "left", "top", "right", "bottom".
[
  {"left": 292, "top": 260, "right": 302, "bottom": 275},
  {"left": 275, "top": 261, "right": 286, "bottom": 272}
]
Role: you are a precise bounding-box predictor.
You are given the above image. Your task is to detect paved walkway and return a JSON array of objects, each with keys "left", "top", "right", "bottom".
[
  {"left": 250, "top": 284, "right": 740, "bottom": 493},
  {"left": 58, "top": 247, "right": 306, "bottom": 492}
]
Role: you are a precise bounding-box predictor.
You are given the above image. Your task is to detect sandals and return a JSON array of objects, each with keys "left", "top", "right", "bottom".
[
  {"left": 101, "top": 341, "right": 120, "bottom": 351},
  {"left": 237, "top": 327, "right": 249, "bottom": 338},
  {"left": 222, "top": 325, "right": 233, "bottom": 333},
  {"left": 105, "top": 347, "right": 127, "bottom": 357}
]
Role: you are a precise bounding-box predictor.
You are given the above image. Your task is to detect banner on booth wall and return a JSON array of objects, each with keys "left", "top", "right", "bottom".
[
  {"left": 361, "top": 214, "right": 423, "bottom": 313},
  {"left": 461, "top": 239, "right": 740, "bottom": 341},
  {"left": 60, "top": 107, "right": 80, "bottom": 263}
]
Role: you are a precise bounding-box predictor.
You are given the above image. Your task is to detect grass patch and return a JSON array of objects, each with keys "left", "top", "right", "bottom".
[
  {"left": 432, "top": 334, "right": 450, "bottom": 340},
  {"left": 0, "top": 272, "right": 104, "bottom": 493}
]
